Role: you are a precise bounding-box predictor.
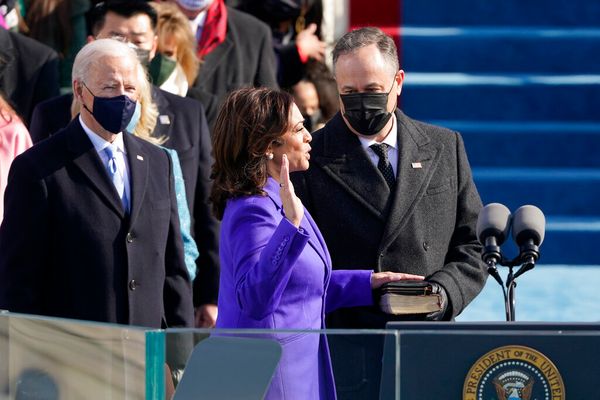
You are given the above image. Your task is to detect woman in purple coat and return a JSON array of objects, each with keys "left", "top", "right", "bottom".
[{"left": 210, "top": 87, "right": 423, "bottom": 399}]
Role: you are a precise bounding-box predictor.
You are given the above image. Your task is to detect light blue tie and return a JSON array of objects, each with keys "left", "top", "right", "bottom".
[{"left": 104, "top": 144, "right": 129, "bottom": 212}]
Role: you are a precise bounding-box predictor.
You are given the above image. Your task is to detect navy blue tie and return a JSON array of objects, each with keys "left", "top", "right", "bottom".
[{"left": 370, "top": 143, "right": 396, "bottom": 189}]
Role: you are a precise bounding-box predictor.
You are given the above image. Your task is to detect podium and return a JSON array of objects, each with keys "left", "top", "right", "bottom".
[{"left": 384, "top": 322, "right": 600, "bottom": 399}]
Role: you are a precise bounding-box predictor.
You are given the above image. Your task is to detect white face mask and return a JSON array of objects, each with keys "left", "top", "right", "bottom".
[{"left": 175, "top": 0, "right": 213, "bottom": 11}]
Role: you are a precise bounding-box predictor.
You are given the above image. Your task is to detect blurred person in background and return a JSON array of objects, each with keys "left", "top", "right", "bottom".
[
  {"left": 289, "top": 60, "right": 339, "bottom": 132},
  {"left": 0, "top": 94, "right": 31, "bottom": 225},
  {"left": 22, "top": 0, "right": 91, "bottom": 91},
  {"left": 290, "top": 78, "right": 320, "bottom": 132},
  {"left": 172, "top": 0, "right": 278, "bottom": 103},
  {"left": 304, "top": 59, "right": 339, "bottom": 123},
  {"left": 149, "top": 1, "right": 199, "bottom": 97},
  {"left": 233, "top": 0, "right": 326, "bottom": 88},
  {"left": 0, "top": 23, "right": 59, "bottom": 125}
]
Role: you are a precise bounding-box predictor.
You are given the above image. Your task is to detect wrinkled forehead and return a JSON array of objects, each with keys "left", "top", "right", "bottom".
[{"left": 84, "top": 55, "right": 139, "bottom": 85}]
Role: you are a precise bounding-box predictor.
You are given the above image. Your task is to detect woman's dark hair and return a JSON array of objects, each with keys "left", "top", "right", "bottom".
[
  {"left": 25, "top": 0, "right": 72, "bottom": 56},
  {"left": 210, "top": 87, "right": 294, "bottom": 220}
]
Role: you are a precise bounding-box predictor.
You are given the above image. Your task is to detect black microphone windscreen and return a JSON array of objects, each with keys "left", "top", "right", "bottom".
[
  {"left": 512, "top": 205, "right": 546, "bottom": 246},
  {"left": 476, "top": 203, "right": 511, "bottom": 245}
]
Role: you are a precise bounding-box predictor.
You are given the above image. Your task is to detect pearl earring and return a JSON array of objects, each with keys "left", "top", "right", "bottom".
[{"left": 267, "top": 153, "right": 274, "bottom": 160}]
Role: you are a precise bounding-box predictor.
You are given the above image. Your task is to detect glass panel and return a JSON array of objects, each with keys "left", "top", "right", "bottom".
[
  {"left": 0, "top": 313, "right": 148, "bottom": 400},
  {"left": 0, "top": 310, "right": 8, "bottom": 399},
  {"left": 162, "top": 328, "right": 400, "bottom": 400},
  {"left": 0, "top": 313, "right": 403, "bottom": 399},
  {"left": 2, "top": 312, "right": 599, "bottom": 399}
]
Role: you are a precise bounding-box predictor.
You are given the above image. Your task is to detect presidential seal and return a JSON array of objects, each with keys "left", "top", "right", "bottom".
[{"left": 463, "top": 345, "right": 565, "bottom": 400}]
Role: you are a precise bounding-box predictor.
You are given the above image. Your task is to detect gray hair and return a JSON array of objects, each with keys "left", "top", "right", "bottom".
[
  {"left": 72, "top": 38, "right": 145, "bottom": 85},
  {"left": 332, "top": 27, "right": 399, "bottom": 75}
]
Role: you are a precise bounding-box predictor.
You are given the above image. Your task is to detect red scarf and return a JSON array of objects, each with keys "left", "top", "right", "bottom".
[{"left": 197, "top": 0, "right": 227, "bottom": 58}]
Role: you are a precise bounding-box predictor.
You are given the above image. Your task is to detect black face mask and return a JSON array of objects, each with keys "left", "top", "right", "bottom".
[{"left": 340, "top": 79, "right": 397, "bottom": 136}]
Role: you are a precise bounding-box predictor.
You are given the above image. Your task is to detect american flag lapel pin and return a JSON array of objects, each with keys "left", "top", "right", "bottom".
[
  {"left": 137, "top": 155, "right": 144, "bottom": 161},
  {"left": 411, "top": 162, "right": 422, "bottom": 169}
]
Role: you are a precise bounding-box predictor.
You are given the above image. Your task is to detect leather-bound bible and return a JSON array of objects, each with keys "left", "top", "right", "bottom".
[{"left": 379, "top": 281, "right": 443, "bottom": 315}]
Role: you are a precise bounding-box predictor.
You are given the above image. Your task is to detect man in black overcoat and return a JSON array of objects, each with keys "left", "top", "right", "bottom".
[
  {"left": 292, "top": 27, "right": 488, "bottom": 399},
  {"left": 0, "top": 39, "right": 194, "bottom": 328}
]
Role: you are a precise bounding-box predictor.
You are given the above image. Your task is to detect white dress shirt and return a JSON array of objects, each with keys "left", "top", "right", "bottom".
[
  {"left": 190, "top": 10, "right": 208, "bottom": 41},
  {"left": 357, "top": 114, "right": 399, "bottom": 177},
  {"left": 80, "top": 116, "right": 131, "bottom": 206}
]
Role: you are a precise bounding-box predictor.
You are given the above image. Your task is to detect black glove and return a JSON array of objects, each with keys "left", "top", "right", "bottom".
[{"left": 424, "top": 282, "right": 449, "bottom": 321}]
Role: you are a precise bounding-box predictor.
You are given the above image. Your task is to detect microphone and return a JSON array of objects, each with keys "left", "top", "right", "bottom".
[
  {"left": 511, "top": 205, "right": 546, "bottom": 279},
  {"left": 476, "top": 203, "right": 512, "bottom": 285}
]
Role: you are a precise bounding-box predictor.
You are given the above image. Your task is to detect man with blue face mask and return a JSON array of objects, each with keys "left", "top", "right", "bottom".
[
  {"left": 0, "top": 39, "right": 194, "bottom": 329},
  {"left": 28, "top": 0, "right": 221, "bottom": 329},
  {"left": 291, "top": 27, "right": 488, "bottom": 399}
]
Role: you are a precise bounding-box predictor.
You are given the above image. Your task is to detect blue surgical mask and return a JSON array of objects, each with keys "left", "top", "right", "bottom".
[
  {"left": 176, "top": 0, "right": 213, "bottom": 11},
  {"left": 82, "top": 83, "right": 138, "bottom": 134},
  {"left": 125, "top": 101, "right": 142, "bottom": 133}
]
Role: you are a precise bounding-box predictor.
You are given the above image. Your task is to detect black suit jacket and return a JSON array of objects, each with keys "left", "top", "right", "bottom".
[
  {"left": 292, "top": 110, "right": 488, "bottom": 328},
  {"left": 0, "top": 119, "right": 194, "bottom": 328},
  {"left": 192, "top": 7, "right": 278, "bottom": 101},
  {"left": 29, "top": 88, "right": 220, "bottom": 306},
  {"left": 0, "top": 29, "right": 59, "bottom": 126}
]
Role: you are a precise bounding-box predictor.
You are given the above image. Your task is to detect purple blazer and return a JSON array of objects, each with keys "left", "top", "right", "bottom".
[{"left": 216, "top": 177, "right": 373, "bottom": 399}]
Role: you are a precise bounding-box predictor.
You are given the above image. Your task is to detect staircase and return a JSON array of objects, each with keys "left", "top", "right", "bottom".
[{"left": 350, "top": 0, "right": 600, "bottom": 265}]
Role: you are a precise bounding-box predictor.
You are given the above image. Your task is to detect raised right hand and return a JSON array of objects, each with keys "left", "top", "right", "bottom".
[{"left": 279, "top": 154, "right": 304, "bottom": 227}]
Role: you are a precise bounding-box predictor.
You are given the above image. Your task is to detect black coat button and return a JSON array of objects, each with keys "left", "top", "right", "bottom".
[
  {"left": 129, "top": 280, "right": 137, "bottom": 290},
  {"left": 126, "top": 233, "right": 134, "bottom": 243},
  {"left": 423, "top": 241, "right": 430, "bottom": 251}
]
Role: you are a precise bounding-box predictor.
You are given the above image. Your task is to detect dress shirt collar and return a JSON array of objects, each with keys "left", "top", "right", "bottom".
[
  {"left": 79, "top": 115, "right": 127, "bottom": 155},
  {"left": 357, "top": 114, "right": 398, "bottom": 151},
  {"left": 190, "top": 10, "right": 208, "bottom": 37}
]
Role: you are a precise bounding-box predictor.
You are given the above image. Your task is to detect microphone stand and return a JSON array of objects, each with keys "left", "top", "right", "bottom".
[
  {"left": 493, "top": 251, "right": 538, "bottom": 322},
  {"left": 483, "top": 237, "right": 513, "bottom": 321},
  {"left": 505, "top": 263, "right": 517, "bottom": 321},
  {"left": 486, "top": 258, "right": 511, "bottom": 321}
]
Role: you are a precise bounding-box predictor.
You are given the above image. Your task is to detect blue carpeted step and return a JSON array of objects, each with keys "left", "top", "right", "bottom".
[
  {"left": 534, "top": 217, "right": 600, "bottom": 264},
  {"left": 430, "top": 121, "right": 600, "bottom": 168},
  {"left": 400, "top": 27, "right": 600, "bottom": 74},
  {"left": 402, "top": 0, "right": 600, "bottom": 27},
  {"left": 401, "top": 75, "right": 600, "bottom": 121},
  {"left": 473, "top": 168, "right": 600, "bottom": 215}
]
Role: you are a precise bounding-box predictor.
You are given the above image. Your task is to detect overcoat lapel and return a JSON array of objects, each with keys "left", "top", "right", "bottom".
[
  {"left": 379, "top": 111, "right": 443, "bottom": 249},
  {"left": 312, "top": 114, "right": 391, "bottom": 218},
  {"left": 67, "top": 120, "right": 126, "bottom": 218},
  {"left": 123, "top": 133, "right": 149, "bottom": 229}
]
